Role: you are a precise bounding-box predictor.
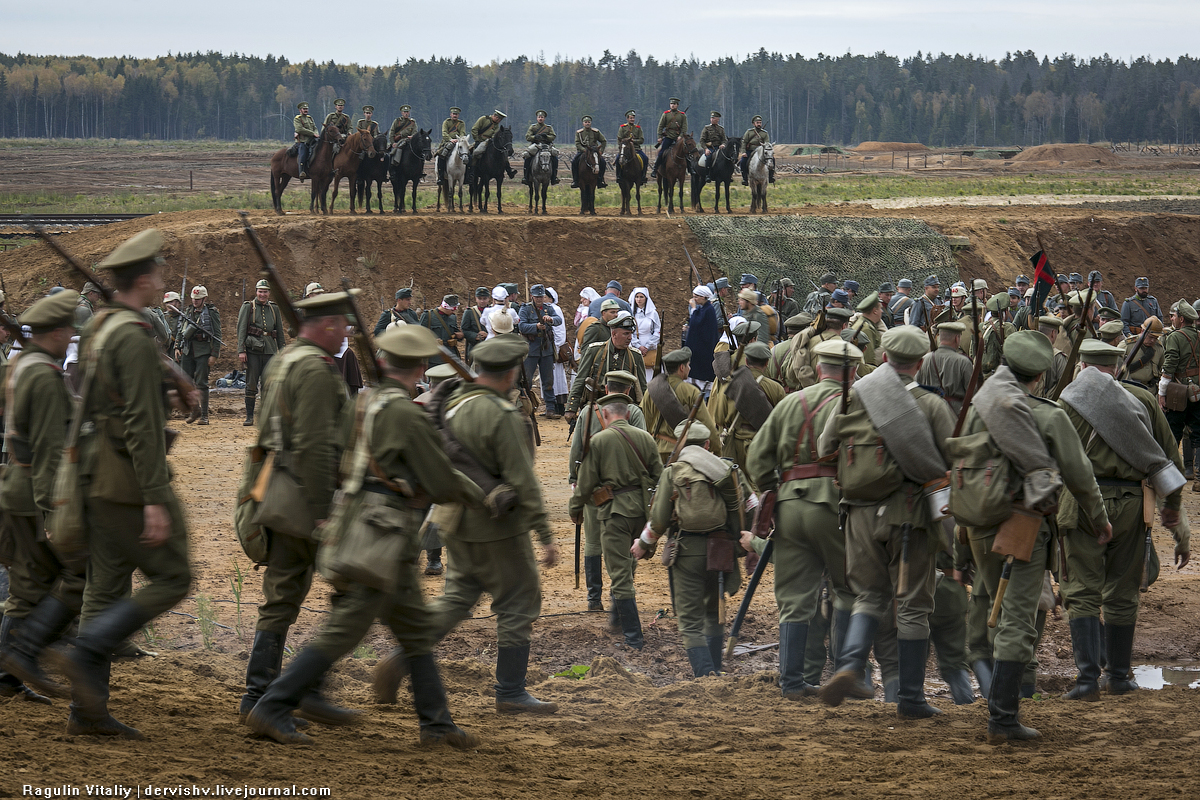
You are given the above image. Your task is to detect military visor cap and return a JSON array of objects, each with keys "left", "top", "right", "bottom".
[
  {"left": 625, "top": 110, "right": 637, "bottom": 117},
  {"left": 938, "top": 321, "right": 966, "bottom": 333},
  {"left": 530, "top": 284, "right": 546, "bottom": 297},
  {"left": 297, "top": 102, "right": 309, "bottom": 110},
  {"left": 581, "top": 115, "right": 592, "bottom": 123},
  {"left": 1079, "top": 338, "right": 1124, "bottom": 366},
  {"left": 98, "top": 228, "right": 164, "bottom": 271},
  {"left": 535, "top": 109, "right": 547, "bottom": 117},
  {"left": 607, "top": 310, "right": 635, "bottom": 329},
  {"left": 878, "top": 282, "right": 896, "bottom": 293},
  {"left": 21, "top": 290, "right": 79, "bottom": 332},
  {"left": 819, "top": 272, "right": 837, "bottom": 285},
  {"left": 296, "top": 288, "right": 360, "bottom": 319},
  {"left": 751, "top": 115, "right": 763, "bottom": 122},
  {"left": 597, "top": 392, "right": 633, "bottom": 408},
  {"left": 856, "top": 291, "right": 880, "bottom": 312},
  {"left": 669, "top": 97, "right": 681, "bottom": 103},
  {"left": 399, "top": 104, "right": 411, "bottom": 112},
  {"left": 710, "top": 111, "right": 721, "bottom": 118},
  {"left": 334, "top": 98, "right": 345, "bottom": 106},
  {"left": 812, "top": 338, "right": 863, "bottom": 364},
  {"left": 471, "top": 336, "right": 527, "bottom": 371},
  {"left": 362, "top": 105, "right": 374, "bottom": 112},
  {"left": 785, "top": 312, "right": 812, "bottom": 330},
  {"left": 674, "top": 419, "right": 710, "bottom": 444},
  {"left": 1135, "top": 276, "right": 1150, "bottom": 288},
  {"left": 985, "top": 294, "right": 1007, "bottom": 313},
  {"left": 255, "top": 279, "right": 270, "bottom": 290},
  {"left": 600, "top": 298, "right": 621, "bottom": 312},
  {"left": 881, "top": 324, "right": 929, "bottom": 362},
  {"left": 493, "top": 110, "right": 507, "bottom": 118},
  {"left": 449, "top": 107, "right": 461, "bottom": 113},
  {"left": 426, "top": 363, "right": 458, "bottom": 381},
  {"left": 1037, "top": 315, "right": 1064, "bottom": 330},
  {"left": 475, "top": 286, "right": 491, "bottom": 298},
  {"left": 825, "top": 307, "right": 853, "bottom": 322},
  {"left": 662, "top": 348, "right": 692, "bottom": 368},
  {"left": 1003, "top": 330, "right": 1053, "bottom": 375},
  {"left": 443, "top": 294, "right": 459, "bottom": 307},
  {"left": 1174, "top": 299, "right": 1199, "bottom": 321},
  {"left": 376, "top": 323, "right": 440, "bottom": 362},
  {"left": 395, "top": 288, "right": 413, "bottom": 300},
  {"left": 604, "top": 369, "right": 640, "bottom": 390},
  {"left": 744, "top": 341, "right": 772, "bottom": 361}
]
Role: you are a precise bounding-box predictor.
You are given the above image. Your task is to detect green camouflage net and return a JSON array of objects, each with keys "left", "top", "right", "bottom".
[{"left": 687, "top": 215, "right": 959, "bottom": 295}]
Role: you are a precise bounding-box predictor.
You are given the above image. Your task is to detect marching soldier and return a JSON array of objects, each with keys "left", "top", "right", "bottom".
[
  {"left": 616, "top": 110, "right": 648, "bottom": 184},
  {"left": 470, "top": 110, "right": 514, "bottom": 177},
  {"left": 237, "top": 279, "right": 286, "bottom": 427},
  {"left": 419, "top": 294, "right": 465, "bottom": 367},
  {"left": 0, "top": 291, "right": 84, "bottom": 704},
  {"left": 518, "top": 285, "right": 562, "bottom": 418},
  {"left": 460, "top": 287, "right": 491, "bottom": 364},
  {"left": 698, "top": 111, "right": 727, "bottom": 169},
  {"left": 566, "top": 312, "right": 647, "bottom": 419},
  {"left": 739, "top": 115, "right": 774, "bottom": 184},
  {"left": 980, "top": 294, "right": 1016, "bottom": 375},
  {"left": 775, "top": 278, "right": 801, "bottom": 322},
  {"left": 1124, "top": 315, "right": 1164, "bottom": 387},
  {"left": 374, "top": 287, "right": 420, "bottom": 336},
  {"left": 436, "top": 106, "right": 467, "bottom": 185},
  {"left": 294, "top": 102, "right": 317, "bottom": 179},
  {"left": 651, "top": 97, "right": 687, "bottom": 179},
  {"left": 708, "top": 341, "right": 784, "bottom": 472},
  {"left": 1122, "top": 276, "right": 1163, "bottom": 337},
  {"left": 1058, "top": 339, "right": 1185, "bottom": 702},
  {"left": 161, "top": 290, "right": 183, "bottom": 355},
  {"left": 177, "top": 285, "right": 220, "bottom": 425},
  {"left": 917, "top": 320, "right": 973, "bottom": 417},
  {"left": 75, "top": 281, "right": 102, "bottom": 328},
  {"left": 569, "top": 392, "right": 662, "bottom": 650},
  {"left": 641, "top": 348, "right": 722, "bottom": 461},
  {"left": 426, "top": 336, "right": 560, "bottom": 715},
  {"left": 1159, "top": 299, "right": 1200, "bottom": 487},
  {"left": 389, "top": 104, "right": 418, "bottom": 150},
  {"left": 569, "top": 116, "right": 608, "bottom": 189},
  {"left": 849, "top": 292, "right": 885, "bottom": 366},
  {"left": 637, "top": 420, "right": 750, "bottom": 676},
  {"left": 768, "top": 313, "right": 812, "bottom": 390},
  {"left": 247, "top": 325, "right": 483, "bottom": 748},
  {"left": 1035, "top": 315, "right": 1067, "bottom": 396},
  {"left": 356, "top": 105, "right": 380, "bottom": 138},
  {"left": 54, "top": 229, "right": 196, "bottom": 739},
  {"left": 238, "top": 290, "right": 356, "bottom": 726},
  {"left": 1089, "top": 270, "right": 1119, "bottom": 312},
  {"left": 747, "top": 339, "right": 862, "bottom": 697},
  {"left": 521, "top": 110, "right": 560, "bottom": 186}
]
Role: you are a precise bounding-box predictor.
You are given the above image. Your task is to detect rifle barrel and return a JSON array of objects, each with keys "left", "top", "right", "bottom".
[
  {"left": 238, "top": 212, "right": 301, "bottom": 337},
  {"left": 339, "top": 278, "right": 381, "bottom": 386}
]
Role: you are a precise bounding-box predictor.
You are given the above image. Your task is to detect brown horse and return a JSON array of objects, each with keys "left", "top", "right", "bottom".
[
  {"left": 577, "top": 144, "right": 600, "bottom": 216},
  {"left": 328, "top": 128, "right": 377, "bottom": 213},
  {"left": 617, "top": 139, "right": 645, "bottom": 216},
  {"left": 656, "top": 133, "right": 697, "bottom": 215},
  {"left": 269, "top": 123, "right": 340, "bottom": 215}
]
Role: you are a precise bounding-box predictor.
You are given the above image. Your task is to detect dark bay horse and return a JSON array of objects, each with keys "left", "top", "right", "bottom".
[
  {"left": 576, "top": 144, "right": 600, "bottom": 216},
  {"left": 355, "top": 133, "right": 389, "bottom": 213},
  {"left": 329, "top": 128, "right": 377, "bottom": 213},
  {"left": 389, "top": 128, "right": 433, "bottom": 213},
  {"left": 696, "top": 136, "right": 739, "bottom": 214},
  {"left": 617, "top": 139, "right": 645, "bottom": 216},
  {"left": 656, "top": 133, "right": 697, "bottom": 215},
  {"left": 268, "top": 123, "right": 339, "bottom": 215},
  {"left": 469, "top": 125, "right": 514, "bottom": 214},
  {"left": 527, "top": 143, "right": 554, "bottom": 215}
]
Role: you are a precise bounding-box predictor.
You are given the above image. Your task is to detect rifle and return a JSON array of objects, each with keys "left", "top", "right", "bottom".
[
  {"left": 339, "top": 277, "right": 381, "bottom": 386},
  {"left": 29, "top": 224, "right": 199, "bottom": 415},
  {"left": 1049, "top": 275, "right": 1097, "bottom": 401},
  {"left": 238, "top": 212, "right": 302, "bottom": 338},
  {"left": 725, "top": 537, "right": 772, "bottom": 658},
  {"left": 666, "top": 393, "right": 705, "bottom": 466},
  {"left": 684, "top": 245, "right": 738, "bottom": 350},
  {"left": 953, "top": 287, "right": 985, "bottom": 437},
  {"left": 1116, "top": 320, "right": 1154, "bottom": 381},
  {"left": 517, "top": 361, "right": 541, "bottom": 447},
  {"left": 437, "top": 345, "right": 477, "bottom": 382},
  {"left": 166, "top": 304, "right": 226, "bottom": 346},
  {"left": 0, "top": 308, "right": 28, "bottom": 347},
  {"left": 573, "top": 376, "right": 598, "bottom": 591}
]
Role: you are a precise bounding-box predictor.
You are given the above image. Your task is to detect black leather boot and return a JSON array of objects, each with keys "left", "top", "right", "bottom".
[
  {"left": 687, "top": 646, "right": 717, "bottom": 677},
  {"left": 240, "top": 630, "right": 284, "bottom": 720},
  {"left": 65, "top": 660, "right": 142, "bottom": 739},
  {"left": 896, "top": 638, "right": 941, "bottom": 718},
  {"left": 943, "top": 668, "right": 976, "bottom": 705},
  {"left": 779, "top": 623, "right": 818, "bottom": 699},
  {"left": 372, "top": 647, "right": 408, "bottom": 704},
  {"left": 1105, "top": 624, "right": 1140, "bottom": 694},
  {"left": 707, "top": 635, "right": 723, "bottom": 674},
  {"left": 0, "top": 596, "right": 76, "bottom": 698},
  {"left": 584, "top": 556, "right": 604, "bottom": 612},
  {"left": 247, "top": 647, "right": 334, "bottom": 744},
  {"left": 569, "top": 159, "right": 580, "bottom": 189},
  {"left": 299, "top": 676, "right": 362, "bottom": 726},
  {"left": 244, "top": 397, "right": 256, "bottom": 427},
  {"left": 819, "top": 613, "right": 880, "bottom": 707},
  {"left": 0, "top": 616, "right": 53, "bottom": 704},
  {"left": 494, "top": 645, "right": 558, "bottom": 714},
  {"left": 614, "top": 598, "right": 644, "bottom": 650},
  {"left": 409, "top": 653, "right": 480, "bottom": 748},
  {"left": 521, "top": 159, "right": 531, "bottom": 185},
  {"left": 1063, "top": 616, "right": 1102, "bottom": 701},
  {"left": 973, "top": 658, "right": 995, "bottom": 700},
  {"left": 197, "top": 388, "right": 210, "bottom": 425},
  {"left": 425, "top": 549, "right": 444, "bottom": 576},
  {"left": 987, "top": 660, "right": 1040, "bottom": 744}
]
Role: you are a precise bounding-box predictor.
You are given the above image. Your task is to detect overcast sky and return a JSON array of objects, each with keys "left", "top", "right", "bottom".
[{"left": 4, "top": 1, "right": 1196, "bottom": 66}]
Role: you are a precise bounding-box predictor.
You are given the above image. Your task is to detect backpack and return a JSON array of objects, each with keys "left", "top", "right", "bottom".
[
  {"left": 832, "top": 402, "right": 904, "bottom": 502},
  {"left": 944, "top": 430, "right": 1019, "bottom": 528},
  {"left": 670, "top": 458, "right": 729, "bottom": 533}
]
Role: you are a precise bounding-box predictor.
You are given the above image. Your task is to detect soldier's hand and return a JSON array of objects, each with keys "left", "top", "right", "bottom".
[
  {"left": 1162, "top": 506, "right": 1181, "bottom": 529},
  {"left": 141, "top": 504, "right": 171, "bottom": 548},
  {"left": 1159, "top": 394, "right": 1168, "bottom": 410},
  {"left": 208, "top": 356, "right": 216, "bottom": 366},
  {"left": 540, "top": 543, "right": 559, "bottom": 568},
  {"left": 1096, "top": 522, "right": 1114, "bottom": 546},
  {"left": 631, "top": 540, "right": 653, "bottom": 560},
  {"left": 738, "top": 530, "right": 756, "bottom": 552},
  {"left": 476, "top": 332, "right": 486, "bottom": 341},
  {"left": 564, "top": 411, "right": 577, "bottom": 423},
  {"left": 174, "top": 349, "right": 182, "bottom": 360},
  {"left": 238, "top": 352, "right": 247, "bottom": 364}
]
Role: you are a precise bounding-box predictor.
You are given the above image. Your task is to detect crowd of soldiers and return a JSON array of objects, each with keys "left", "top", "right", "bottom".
[
  {"left": 0, "top": 226, "right": 1194, "bottom": 750},
  {"left": 290, "top": 98, "right": 777, "bottom": 189}
]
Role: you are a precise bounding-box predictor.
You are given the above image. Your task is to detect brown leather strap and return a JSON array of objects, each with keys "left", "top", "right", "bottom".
[
  {"left": 612, "top": 425, "right": 653, "bottom": 475},
  {"left": 781, "top": 463, "right": 838, "bottom": 482},
  {"left": 793, "top": 392, "right": 841, "bottom": 465}
]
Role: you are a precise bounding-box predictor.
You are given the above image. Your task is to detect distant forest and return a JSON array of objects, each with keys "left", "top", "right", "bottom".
[{"left": 3, "top": 49, "right": 1200, "bottom": 147}]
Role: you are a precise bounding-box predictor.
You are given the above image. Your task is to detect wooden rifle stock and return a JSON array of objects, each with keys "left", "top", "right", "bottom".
[
  {"left": 238, "top": 212, "right": 302, "bottom": 338},
  {"left": 666, "top": 393, "right": 705, "bottom": 466},
  {"left": 438, "top": 345, "right": 477, "bottom": 382},
  {"left": 1117, "top": 323, "right": 1154, "bottom": 381},
  {"left": 339, "top": 277, "right": 381, "bottom": 386}
]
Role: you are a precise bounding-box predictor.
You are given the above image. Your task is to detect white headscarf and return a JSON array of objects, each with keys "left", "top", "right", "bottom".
[
  {"left": 580, "top": 287, "right": 600, "bottom": 304},
  {"left": 631, "top": 286, "right": 656, "bottom": 318}
]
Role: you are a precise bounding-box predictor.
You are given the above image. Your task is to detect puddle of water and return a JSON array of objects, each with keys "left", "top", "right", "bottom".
[{"left": 1132, "top": 664, "right": 1200, "bottom": 689}]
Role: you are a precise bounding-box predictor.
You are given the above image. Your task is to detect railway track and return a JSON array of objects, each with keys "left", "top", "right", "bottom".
[{"left": 0, "top": 213, "right": 150, "bottom": 238}]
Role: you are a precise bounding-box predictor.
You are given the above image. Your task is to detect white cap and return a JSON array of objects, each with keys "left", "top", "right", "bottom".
[
  {"left": 693, "top": 285, "right": 713, "bottom": 298},
  {"left": 492, "top": 285, "right": 508, "bottom": 302}
]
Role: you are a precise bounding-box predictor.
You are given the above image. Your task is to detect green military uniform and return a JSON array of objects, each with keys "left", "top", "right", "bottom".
[
  {"left": 737, "top": 307, "right": 772, "bottom": 345},
  {"left": 237, "top": 285, "right": 286, "bottom": 424},
  {"left": 178, "top": 291, "right": 221, "bottom": 423},
  {"left": 240, "top": 291, "right": 353, "bottom": 720},
  {"left": 708, "top": 352, "right": 784, "bottom": 474},
  {"left": 641, "top": 370, "right": 722, "bottom": 461},
  {"left": 981, "top": 297, "right": 1016, "bottom": 376},
  {"left": 580, "top": 315, "right": 611, "bottom": 348},
  {"left": 294, "top": 111, "right": 317, "bottom": 142},
  {"left": 525, "top": 119, "right": 556, "bottom": 145},
  {"left": 648, "top": 421, "right": 747, "bottom": 676},
  {"left": 145, "top": 307, "right": 170, "bottom": 351},
  {"left": 1159, "top": 303, "right": 1200, "bottom": 455},
  {"left": 928, "top": 550, "right": 974, "bottom": 704},
  {"left": 62, "top": 230, "right": 193, "bottom": 738},
  {"left": 419, "top": 301, "right": 461, "bottom": 367},
  {"left": 470, "top": 112, "right": 505, "bottom": 166},
  {"left": 323, "top": 108, "right": 351, "bottom": 137},
  {"left": 617, "top": 121, "right": 644, "bottom": 147},
  {"left": 439, "top": 112, "right": 467, "bottom": 155},
  {"left": 390, "top": 112, "right": 417, "bottom": 144},
  {"left": 571, "top": 122, "right": 608, "bottom": 187},
  {"left": 699, "top": 121, "right": 727, "bottom": 152},
  {"left": 1124, "top": 335, "right": 1164, "bottom": 387},
  {"left": 775, "top": 283, "right": 801, "bottom": 324},
  {"left": 657, "top": 106, "right": 688, "bottom": 141},
  {"left": 747, "top": 340, "right": 862, "bottom": 697},
  {"left": 1058, "top": 341, "right": 1185, "bottom": 700},
  {"left": 569, "top": 397, "right": 661, "bottom": 649},
  {"left": 567, "top": 338, "right": 646, "bottom": 416},
  {"left": 426, "top": 337, "right": 559, "bottom": 714},
  {"left": 917, "top": 327, "right": 974, "bottom": 417},
  {"left": 460, "top": 296, "right": 489, "bottom": 364},
  {"left": 74, "top": 292, "right": 96, "bottom": 330},
  {"left": 356, "top": 106, "right": 380, "bottom": 138},
  {"left": 742, "top": 125, "right": 769, "bottom": 155},
  {"left": 848, "top": 315, "right": 882, "bottom": 366},
  {"left": 740, "top": 120, "right": 772, "bottom": 183},
  {"left": 162, "top": 302, "right": 182, "bottom": 355},
  {"left": 373, "top": 290, "right": 421, "bottom": 337}
]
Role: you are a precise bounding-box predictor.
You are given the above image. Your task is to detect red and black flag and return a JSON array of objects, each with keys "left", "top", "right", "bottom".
[{"left": 1029, "top": 249, "right": 1055, "bottom": 317}]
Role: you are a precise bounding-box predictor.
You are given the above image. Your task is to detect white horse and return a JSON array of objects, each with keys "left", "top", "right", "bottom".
[
  {"left": 748, "top": 143, "right": 771, "bottom": 214},
  {"left": 439, "top": 137, "right": 470, "bottom": 212}
]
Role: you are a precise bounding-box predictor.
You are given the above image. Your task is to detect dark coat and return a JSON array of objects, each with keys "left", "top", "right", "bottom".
[{"left": 685, "top": 302, "right": 719, "bottom": 382}]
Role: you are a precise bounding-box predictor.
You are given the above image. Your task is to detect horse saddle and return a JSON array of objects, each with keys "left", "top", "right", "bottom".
[{"left": 287, "top": 142, "right": 300, "bottom": 157}]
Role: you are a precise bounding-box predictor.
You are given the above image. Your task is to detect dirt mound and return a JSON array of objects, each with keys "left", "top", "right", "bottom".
[
  {"left": 853, "top": 141, "right": 928, "bottom": 152},
  {"left": 1012, "top": 143, "right": 1122, "bottom": 165}
]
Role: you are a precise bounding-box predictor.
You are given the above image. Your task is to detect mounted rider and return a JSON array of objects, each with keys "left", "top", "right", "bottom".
[
  {"left": 570, "top": 116, "right": 608, "bottom": 189},
  {"left": 437, "top": 106, "right": 467, "bottom": 185},
  {"left": 293, "top": 102, "right": 317, "bottom": 179},
  {"left": 356, "top": 105, "right": 380, "bottom": 138},
  {"left": 697, "top": 111, "right": 727, "bottom": 170},
  {"left": 323, "top": 98, "right": 351, "bottom": 155},
  {"left": 615, "top": 110, "right": 649, "bottom": 184},
  {"left": 522, "top": 110, "right": 560, "bottom": 186},
  {"left": 651, "top": 97, "right": 688, "bottom": 179},
  {"left": 740, "top": 115, "right": 775, "bottom": 184},
  {"left": 389, "top": 104, "right": 418, "bottom": 155},
  {"left": 469, "top": 110, "right": 515, "bottom": 178}
]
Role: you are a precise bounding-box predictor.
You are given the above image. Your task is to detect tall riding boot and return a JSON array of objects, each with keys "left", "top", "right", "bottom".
[
  {"left": 239, "top": 630, "right": 284, "bottom": 719},
  {"left": 687, "top": 645, "right": 717, "bottom": 677},
  {"left": 597, "top": 161, "right": 608, "bottom": 189},
  {"left": 522, "top": 158, "right": 531, "bottom": 185},
  {"left": 550, "top": 155, "right": 561, "bottom": 184},
  {"left": 244, "top": 396, "right": 256, "bottom": 427},
  {"left": 584, "top": 556, "right": 604, "bottom": 612},
  {"left": 494, "top": 644, "right": 559, "bottom": 715},
  {"left": 408, "top": 653, "right": 480, "bottom": 748},
  {"left": 741, "top": 163, "right": 750, "bottom": 186},
  {"left": 819, "top": 613, "right": 880, "bottom": 707},
  {"left": 707, "top": 635, "right": 723, "bottom": 675},
  {"left": 779, "top": 622, "right": 818, "bottom": 699},
  {"left": 56, "top": 599, "right": 152, "bottom": 738},
  {"left": 769, "top": 166, "right": 776, "bottom": 183},
  {"left": 614, "top": 598, "right": 644, "bottom": 650},
  {"left": 425, "top": 549, "right": 444, "bottom": 576},
  {"left": 0, "top": 596, "right": 76, "bottom": 698},
  {"left": 299, "top": 676, "right": 361, "bottom": 726},
  {"left": 373, "top": 647, "right": 409, "bottom": 704},
  {"left": 987, "top": 660, "right": 1041, "bottom": 743},
  {"left": 896, "top": 638, "right": 941, "bottom": 718},
  {"left": 0, "top": 616, "right": 52, "bottom": 704},
  {"left": 569, "top": 159, "right": 580, "bottom": 189},
  {"left": 247, "top": 647, "right": 334, "bottom": 744},
  {"left": 1104, "top": 624, "right": 1140, "bottom": 694},
  {"left": 972, "top": 658, "right": 995, "bottom": 700},
  {"left": 943, "top": 669, "right": 976, "bottom": 705},
  {"left": 197, "top": 388, "right": 210, "bottom": 425},
  {"left": 1063, "top": 616, "right": 1102, "bottom": 700},
  {"left": 1185, "top": 438, "right": 1194, "bottom": 479}
]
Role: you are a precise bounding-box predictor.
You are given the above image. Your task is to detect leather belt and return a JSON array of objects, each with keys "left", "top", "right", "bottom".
[
  {"left": 1095, "top": 478, "right": 1140, "bottom": 488},
  {"left": 781, "top": 463, "right": 838, "bottom": 482}
]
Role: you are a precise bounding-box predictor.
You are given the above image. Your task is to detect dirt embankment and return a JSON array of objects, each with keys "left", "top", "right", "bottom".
[
  {"left": 854, "top": 141, "right": 929, "bottom": 152},
  {"left": 1013, "top": 143, "right": 1123, "bottom": 166}
]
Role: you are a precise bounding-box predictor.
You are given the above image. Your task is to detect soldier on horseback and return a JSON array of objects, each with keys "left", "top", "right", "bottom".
[
  {"left": 323, "top": 99, "right": 351, "bottom": 153},
  {"left": 739, "top": 115, "right": 775, "bottom": 185},
  {"left": 570, "top": 116, "right": 608, "bottom": 189},
  {"left": 697, "top": 111, "right": 727, "bottom": 170},
  {"left": 651, "top": 97, "right": 688, "bottom": 179},
  {"left": 357, "top": 105, "right": 380, "bottom": 138},
  {"left": 470, "top": 110, "right": 516, "bottom": 179},
  {"left": 389, "top": 105, "right": 418, "bottom": 151},
  {"left": 616, "top": 110, "right": 648, "bottom": 184},
  {"left": 293, "top": 102, "right": 317, "bottom": 179},
  {"left": 522, "top": 110, "right": 560, "bottom": 186},
  {"left": 437, "top": 107, "right": 467, "bottom": 186}
]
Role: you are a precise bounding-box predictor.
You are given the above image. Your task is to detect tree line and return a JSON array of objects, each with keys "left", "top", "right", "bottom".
[{"left": 3, "top": 48, "right": 1200, "bottom": 147}]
